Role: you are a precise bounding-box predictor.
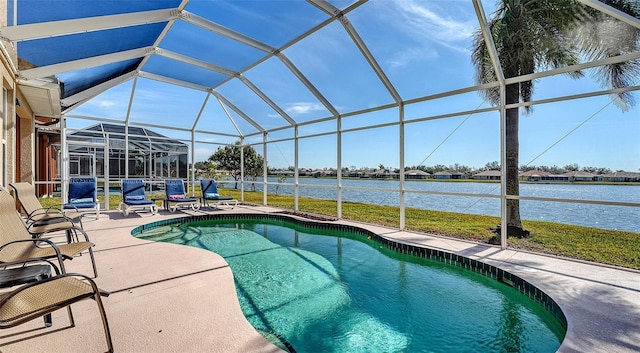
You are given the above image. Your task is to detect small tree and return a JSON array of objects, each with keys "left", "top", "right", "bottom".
[{"left": 209, "top": 142, "right": 264, "bottom": 189}]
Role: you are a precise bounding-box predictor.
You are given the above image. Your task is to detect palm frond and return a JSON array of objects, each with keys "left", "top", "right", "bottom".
[{"left": 575, "top": 0, "right": 640, "bottom": 109}]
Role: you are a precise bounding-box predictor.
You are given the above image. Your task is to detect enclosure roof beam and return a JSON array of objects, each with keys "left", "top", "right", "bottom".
[
  {"left": 210, "top": 90, "right": 265, "bottom": 133},
  {"left": 20, "top": 47, "right": 153, "bottom": 80},
  {"left": 180, "top": 10, "right": 276, "bottom": 54},
  {"left": 156, "top": 48, "right": 238, "bottom": 76},
  {"left": 61, "top": 72, "right": 137, "bottom": 113},
  {"left": 1, "top": 9, "right": 179, "bottom": 42},
  {"left": 277, "top": 52, "right": 340, "bottom": 117},
  {"left": 578, "top": 0, "right": 640, "bottom": 30},
  {"left": 238, "top": 75, "right": 296, "bottom": 126}
]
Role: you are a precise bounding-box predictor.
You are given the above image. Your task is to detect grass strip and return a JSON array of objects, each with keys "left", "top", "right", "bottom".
[{"left": 39, "top": 189, "right": 640, "bottom": 270}]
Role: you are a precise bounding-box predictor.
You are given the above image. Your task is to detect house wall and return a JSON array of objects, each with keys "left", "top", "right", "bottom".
[
  {"left": 17, "top": 90, "right": 35, "bottom": 183},
  {"left": 0, "top": 0, "right": 36, "bottom": 188},
  {"left": 0, "top": 49, "right": 17, "bottom": 186}
]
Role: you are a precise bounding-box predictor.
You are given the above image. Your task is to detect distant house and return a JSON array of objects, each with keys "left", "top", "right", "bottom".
[
  {"left": 473, "top": 170, "right": 501, "bottom": 180},
  {"left": 600, "top": 171, "right": 640, "bottom": 182},
  {"left": 311, "top": 169, "right": 337, "bottom": 177},
  {"left": 404, "top": 169, "right": 430, "bottom": 179},
  {"left": 545, "top": 174, "right": 569, "bottom": 182},
  {"left": 519, "top": 170, "right": 551, "bottom": 181},
  {"left": 434, "top": 171, "right": 464, "bottom": 179},
  {"left": 519, "top": 170, "right": 569, "bottom": 182},
  {"left": 344, "top": 170, "right": 366, "bottom": 178},
  {"left": 563, "top": 171, "right": 597, "bottom": 182},
  {"left": 372, "top": 169, "right": 395, "bottom": 179}
]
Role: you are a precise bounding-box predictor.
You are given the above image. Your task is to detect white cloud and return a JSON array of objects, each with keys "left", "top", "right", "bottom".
[
  {"left": 97, "top": 100, "right": 116, "bottom": 108},
  {"left": 389, "top": 0, "right": 476, "bottom": 52},
  {"left": 388, "top": 47, "right": 439, "bottom": 69},
  {"left": 285, "top": 102, "right": 326, "bottom": 116}
]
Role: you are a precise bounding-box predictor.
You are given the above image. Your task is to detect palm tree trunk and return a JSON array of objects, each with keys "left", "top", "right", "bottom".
[{"left": 504, "top": 84, "right": 528, "bottom": 237}]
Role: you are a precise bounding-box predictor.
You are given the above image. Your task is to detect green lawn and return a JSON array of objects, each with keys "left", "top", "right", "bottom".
[{"left": 40, "top": 188, "right": 640, "bottom": 270}]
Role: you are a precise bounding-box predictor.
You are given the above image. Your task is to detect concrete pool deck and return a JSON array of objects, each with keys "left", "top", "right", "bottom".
[{"left": 0, "top": 205, "right": 638, "bottom": 353}]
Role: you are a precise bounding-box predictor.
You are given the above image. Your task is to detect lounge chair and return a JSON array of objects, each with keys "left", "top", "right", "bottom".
[
  {"left": 164, "top": 179, "right": 200, "bottom": 212},
  {"left": 199, "top": 179, "right": 238, "bottom": 209},
  {"left": 0, "top": 272, "right": 113, "bottom": 353},
  {"left": 0, "top": 188, "right": 98, "bottom": 278},
  {"left": 120, "top": 179, "right": 158, "bottom": 216},
  {"left": 62, "top": 177, "right": 100, "bottom": 218},
  {"left": 4, "top": 184, "right": 86, "bottom": 242},
  {"left": 9, "top": 182, "right": 85, "bottom": 229}
]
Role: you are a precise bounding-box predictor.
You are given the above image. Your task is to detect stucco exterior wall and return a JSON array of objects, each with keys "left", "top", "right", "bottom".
[{"left": 0, "top": 0, "right": 33, "bottom": 186}]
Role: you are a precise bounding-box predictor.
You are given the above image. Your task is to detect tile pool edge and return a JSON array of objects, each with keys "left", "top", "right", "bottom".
[{"left": 131, "top": 212, "right": 568, "bottom": 333}]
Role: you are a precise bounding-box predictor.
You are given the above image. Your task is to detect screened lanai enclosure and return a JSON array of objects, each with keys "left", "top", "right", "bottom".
[
  {"left": 8, "top": 0, "right": 640, "bottom": 246},
  {"left": 67, "top": 123, "right": 188, "bottom": 180}
]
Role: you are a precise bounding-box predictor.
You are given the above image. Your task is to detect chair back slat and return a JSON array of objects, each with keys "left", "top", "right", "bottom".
[
  {"left": 122, "top": 179, "right": 145, "bottom": 198},
  {"left": 69, "top": 177, "right": 97, "bottom": 202},
  {"left": 0, "top": 190, "right": 33, "bottom": 253},
  {"left": 8, "top": 183, "right": 42, "bottom": 215},
  {"left": 164, "top": 179, "right": 186, "bottom": 198},
  {"left": 200, "top": 179, "right": 219, "bottom": 194}
]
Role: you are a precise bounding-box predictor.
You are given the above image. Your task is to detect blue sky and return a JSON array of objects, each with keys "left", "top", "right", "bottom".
[{"left": 65, "top": 0, "right": 640, "bottom": 172}]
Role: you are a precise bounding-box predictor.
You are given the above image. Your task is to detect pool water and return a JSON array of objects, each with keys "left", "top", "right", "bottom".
[{"left": 137, "top": 219, "right": 565, "bottom": 353}]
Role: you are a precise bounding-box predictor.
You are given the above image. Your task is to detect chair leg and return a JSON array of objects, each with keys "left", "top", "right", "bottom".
[
  {"left": 88, "top": 247, "right": 98, "bottom": 278},
  {"left": 94, "top": 293, "right": 114, "bottom": 353},
  {"left": 66, "top": 306, "right": 75, "bottom": 327}
]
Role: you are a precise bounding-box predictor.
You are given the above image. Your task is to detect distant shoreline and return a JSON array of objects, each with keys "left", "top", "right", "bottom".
[{"left": 282, "top": 175, "right": 640, "bottom": 186}]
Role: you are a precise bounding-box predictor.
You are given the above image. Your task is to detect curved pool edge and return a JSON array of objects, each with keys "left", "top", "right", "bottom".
[{"left": 131, "top": 212, "right": 568, "bottom": 345}]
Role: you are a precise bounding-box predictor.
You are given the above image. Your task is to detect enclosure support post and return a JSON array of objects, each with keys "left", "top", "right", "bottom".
[
  {"left": 240, "top": 140, "right": 245, "bottom": 201},
  {"left": 124, "top": 121, "right": 129, "bottom": 178},
  {"left": 61, "top": 117, "right": 68, "bottom": 204},
  {"left": 294, "top": 126, "right": 299, "bottom": 211},
  {"left": 190, "top": 130, "right": 195, "bottom": 197},
  {"left": 337, "top": 115, "right": 342, "bottom": 219},
  {"left": 104, "top": 133, "right": 109, "bottom": 211},
  {"left": 399, "top": 103, "right": 405, "bottom": 230},
  {"left": 473, "top": 0, "right": 508, "bottom": 248},
  {"left": 263, "top": 132, "right": 268, "bottom": 206}
]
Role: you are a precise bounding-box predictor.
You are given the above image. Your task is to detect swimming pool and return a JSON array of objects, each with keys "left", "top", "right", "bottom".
[{"left": 134, "top": 214, "right": 566, "bottom": 353}]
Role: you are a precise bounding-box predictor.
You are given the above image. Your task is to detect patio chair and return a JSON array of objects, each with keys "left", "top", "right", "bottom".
[
  {"left": 62, "top": 177, "right": 100, "bottom": 218},
  {"left": 120, "top": 179, "right": 158, "bottom": 216},
  {"left": 0, "top": 257, "right": 63, "bottom": 327},
  {"left": 0, "top": 273, "right": 113, "bottom": 353},
  {"left": 199, "top": 179, "right": 238, "bottom": 209},
  {"left": 3, "top": 184, "right": 85, "bottom": 242},
  {"left": 8, "top": 182, "right": 89, "bottom": 242},
  {"left": 164, "top": 179, "right": 200, "bottom": 212},
  {"left": 9, "top": 182, "right": 85, "bottom": 235},
  {"left": 0, "top": 188, "right": 98, "bottom": 278}
]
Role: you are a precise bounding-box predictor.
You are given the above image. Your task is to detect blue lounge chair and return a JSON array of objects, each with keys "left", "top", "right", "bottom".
[
  {"left": 199, "top": 179, "right": 238, "bottom": 209},
  {"left": 63, "top": 177, "right": 100, "bottom": 218},
  {"left": 120, "top": 179, "right": 157, "bottom": 216},
  {"left": 164, "top": 179, "right": 200, "bottom": 212}
]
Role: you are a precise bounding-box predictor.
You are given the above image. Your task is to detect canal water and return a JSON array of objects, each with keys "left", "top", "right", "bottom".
[{"left": 233, "top": 178, "right": 639, "bottom": 233}]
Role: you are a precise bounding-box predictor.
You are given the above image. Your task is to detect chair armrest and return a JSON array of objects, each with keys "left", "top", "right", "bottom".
[
  {"left": 0, "top": 273, "right": 107, "bottom": 309},
  {"left": 26, "top": 206, "right": 64, "bottom": 220},
  {"left": 0, "top": 238, "right": 68, "bottom": 262},
  {"left": 0, "top": 257, "right": 61, "bottom": 275}
]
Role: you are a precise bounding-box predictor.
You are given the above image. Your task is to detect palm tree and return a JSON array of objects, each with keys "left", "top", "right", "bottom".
[{"left": 472, "top": 0, "right": 640, "bottom": 238}]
